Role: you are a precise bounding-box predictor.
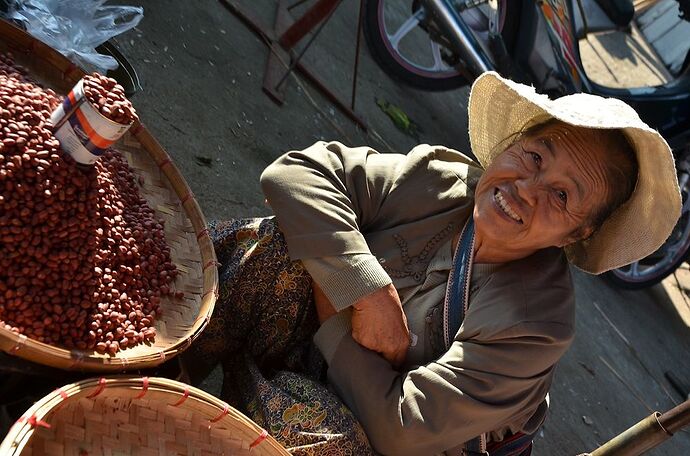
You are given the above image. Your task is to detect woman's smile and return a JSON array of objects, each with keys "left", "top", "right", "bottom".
[
  {"left": 493, "top": 188, "right": 523, "bottom": 224},
  {"left": 473, "top": 122, "right": 613, "bottom": 262}
]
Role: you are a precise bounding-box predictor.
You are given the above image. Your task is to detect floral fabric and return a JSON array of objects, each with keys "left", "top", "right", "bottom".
[{"left": 184, "top": 218, "right": 375, "bottom": 456}]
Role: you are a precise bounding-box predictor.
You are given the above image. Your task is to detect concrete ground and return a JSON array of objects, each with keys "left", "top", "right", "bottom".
[{"left": 106, "top": 1, "right": 690, "bottom": 454}]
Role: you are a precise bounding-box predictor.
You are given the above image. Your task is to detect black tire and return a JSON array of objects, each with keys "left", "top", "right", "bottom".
[
  {"left": 604, "top": 171, "right": 690, "bottom": 289},
  {"left": 678, "top": 0, "right": 690, "bottom": 21},
  {"left": 362, "top": 0, "right": 521, "bottom": 91},
  {"left": 604, "top": 246, "right": 690, "bottom": 290}
]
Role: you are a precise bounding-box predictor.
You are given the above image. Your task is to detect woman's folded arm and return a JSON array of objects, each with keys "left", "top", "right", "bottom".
[
  {"left": 317, "top": 321, "right": 572, "bottom": 456},
  {"left": 302, "top": 254, "right": 391, "bottom": 312},
  {"left": 260, "top": 141, "right": 401, "bottom": 259},
  {"left": 261, "top": 140, "right": 478, "bottom": 311}
]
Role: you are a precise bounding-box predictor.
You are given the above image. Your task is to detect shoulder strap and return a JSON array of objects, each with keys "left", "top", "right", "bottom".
[
  {"left": 442, "top": 217, "right": 475, "bottom": 350},
  {"left": 441, "top": 218, "right": 489, "bottom": 456}
]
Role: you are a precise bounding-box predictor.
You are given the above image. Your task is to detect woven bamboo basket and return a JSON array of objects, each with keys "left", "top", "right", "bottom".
[
  {"left": 0, "top": 376, "right": 290, "bottom": 456},
  {"left": 0, "top": 20, "right": 218, "bottom": 371}
]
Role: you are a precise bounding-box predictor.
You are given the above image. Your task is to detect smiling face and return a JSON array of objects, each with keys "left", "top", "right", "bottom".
[{"left": 473, "top": 122, "right": 614, "bottom": 260}]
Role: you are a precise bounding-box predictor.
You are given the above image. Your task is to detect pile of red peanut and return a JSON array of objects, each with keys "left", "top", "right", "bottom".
[
  {"left": 0, "top": 53, "right": 177, "bottom": 355},
  {"left": 83, "top": 73, "right": 139, "bottom": 125}
]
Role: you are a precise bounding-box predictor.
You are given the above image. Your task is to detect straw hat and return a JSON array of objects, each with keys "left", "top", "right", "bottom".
[{"left": 467, "top": 71, "right": 681, "bottom": 274}]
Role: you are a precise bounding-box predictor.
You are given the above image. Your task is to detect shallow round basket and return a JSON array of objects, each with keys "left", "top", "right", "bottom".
[
  {"left": 0, "top": 376, "right": 290, "bottom": 456},
  {"left": 0, "top": 20, "right": 218, "bottom": 371}
]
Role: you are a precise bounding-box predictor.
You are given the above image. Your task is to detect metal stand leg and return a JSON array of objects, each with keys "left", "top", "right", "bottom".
[
  {"left": 275, "top": 1, "right": 343, "bottom": 90},
  {"left": 220, "top": 0, "right": 368, "bottom": 131}
]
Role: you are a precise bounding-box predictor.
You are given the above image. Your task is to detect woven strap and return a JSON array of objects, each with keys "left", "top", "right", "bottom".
[
  {"left": 442, "top": 217, "right": 475, "bottom": 350},
  {"left": 441, "top": 219, "right": 488, "bottom": 454},
  {"left": 463, "top": 436, "right": 488, "bottom": 455},
  {"left": 486, "top": 431, "right": 535, "bottom": 456},
  {"left": 441, "top": 219, "right": 536, "bottom": 456}
]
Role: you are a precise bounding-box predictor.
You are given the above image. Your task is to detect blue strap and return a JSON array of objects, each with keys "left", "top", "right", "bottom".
[
  {"left": 443, "top": 217, "right": 475, "bottom": 350},
  {"left": 441, "top": 217, "right": 536, "bottom": 456}
]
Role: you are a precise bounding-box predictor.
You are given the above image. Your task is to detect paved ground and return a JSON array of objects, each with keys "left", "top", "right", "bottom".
[
  {"left": 110, "top": 0, "right": 473, "bottom": 221},
  {"left": 92, "top": 0, "right": 690, "bottom": 454}
]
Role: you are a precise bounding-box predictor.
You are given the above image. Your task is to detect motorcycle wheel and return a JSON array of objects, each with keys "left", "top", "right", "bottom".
[
  {"left": 604, "top": 169, "right": 690, "bottom": 289},
  {"left": 362, "top": 0, "right": 520, "bottom": 91}
]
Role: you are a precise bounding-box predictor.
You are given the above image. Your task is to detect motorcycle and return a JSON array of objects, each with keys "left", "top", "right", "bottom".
[{"left": 362, "top": 0, "right": 690, "bottom": 289}]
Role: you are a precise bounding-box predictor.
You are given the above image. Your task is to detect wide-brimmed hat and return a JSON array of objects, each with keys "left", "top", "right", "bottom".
[{"left": 467, "top": 71, "right": 681, "bottom": 274}]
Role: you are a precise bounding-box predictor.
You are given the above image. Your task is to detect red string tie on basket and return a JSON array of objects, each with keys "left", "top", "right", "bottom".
[
  {"left": 53, "top": 388, "right": 69, "bottom": 412},
  {"left": 18, "top": 414, "right": 51, "bottom": 429},
  {"left": 196, "top": 228, "right": 209, "bottom": 241},
  {"left": 135, "top": 377, "right": 149, "bottom": 399},
  {"left": 203, "top": 260, "right": 220, "bottom": 272},
  {"left": 202, "top": 287, "right": 219, "bottom": 300},
  {"left": 181, "top": 192, "right": 195, "bottom": 205},
  {"left": 209, "top": 404, "right": 230, "bottom": 424},
  {"left": 157, "top": 158, "right": 172, "bottom": 169},
  {"left": 171, "top": 387, "right": 190, "bottom": 407},
  {"left": 86, "top": 378, "right": 107, "bottom": 399},
  {"left": 249, "top": 429, "right": 269, "bottom": 450}
]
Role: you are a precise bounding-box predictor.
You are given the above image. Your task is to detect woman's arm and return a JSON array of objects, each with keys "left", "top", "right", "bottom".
[
  {"left": 315, "top": 249, "right": 576, "bottom": 455},
  {"left": 261, "top": 141, "right": 476, "bottom": 362},
  {"left": 260, "top": 141, "right": 400, "bottom": 308},
  {"left": 320, "top": 322, "right": 572, "bottom": 456},
  {"left": 260, "top": 140, "right": 477, "bottom": 306},
  {"left": 261, "top": 141, "right": 411, "bottom": 360}
]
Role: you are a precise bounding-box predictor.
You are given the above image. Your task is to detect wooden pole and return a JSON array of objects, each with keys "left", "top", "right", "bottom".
[{"left": 587, "top": 399, "right": 690, "bottom": 456}]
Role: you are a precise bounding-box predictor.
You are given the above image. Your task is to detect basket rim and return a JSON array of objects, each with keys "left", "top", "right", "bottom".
[
  {"left": 0, "top": 376, "right": 290, "bottom": 455},
  {"left": 0, "top": 19, "right": 219, "bottom": 371}
]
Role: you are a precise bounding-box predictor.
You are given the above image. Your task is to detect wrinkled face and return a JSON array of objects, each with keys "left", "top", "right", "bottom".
[{"left": 473, "top": 123, "right": 612, "bottom": 255}]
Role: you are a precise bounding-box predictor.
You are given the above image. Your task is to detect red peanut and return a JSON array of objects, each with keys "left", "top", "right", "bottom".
[{"left": 0, "top": 54, "right": 175, "bottom": 355}]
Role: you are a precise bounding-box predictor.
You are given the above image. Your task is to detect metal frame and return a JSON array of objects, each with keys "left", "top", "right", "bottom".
[{"left": 220, "top": 0, "right": 368, "bottom": 131}]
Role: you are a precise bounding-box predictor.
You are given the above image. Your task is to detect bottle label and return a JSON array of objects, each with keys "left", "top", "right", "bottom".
[{"left": 50, "top": 79, "right": 132, "bottom": 164}]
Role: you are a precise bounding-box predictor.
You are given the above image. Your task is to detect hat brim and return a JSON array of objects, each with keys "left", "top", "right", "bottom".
[{"left": 467, "top": 72, "right": 681, "bottom": 274}]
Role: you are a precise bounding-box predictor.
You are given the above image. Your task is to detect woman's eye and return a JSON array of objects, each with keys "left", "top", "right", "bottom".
[
  {"left": 557, "top": 190, "right": 568, "bottom": 203},
  {"left": 529, "top": 152, "right": 542, "bottom": 166}
]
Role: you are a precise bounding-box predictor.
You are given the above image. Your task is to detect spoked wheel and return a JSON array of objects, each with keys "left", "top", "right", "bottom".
[
  {"left": 362, "top": 0, "right": 520, "bottom": 91},
  {"left": 605, "top": 170, "right": 690, "bottom": 289}
]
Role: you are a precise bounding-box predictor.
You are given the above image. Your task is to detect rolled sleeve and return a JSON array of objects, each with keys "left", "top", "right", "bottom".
[{"left": 303, "top": 254, "right": 392, "bottom": 311}]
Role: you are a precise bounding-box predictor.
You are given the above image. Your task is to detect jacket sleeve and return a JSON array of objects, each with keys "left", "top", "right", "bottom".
[
  {"left": 260, "top": 140, "right": 472, "bottom": 310},
  {"left": 302, "top": 255, "right": 389, "bottom": 312},
  {"left": 260, "top": 141, "right": 403, "bottom": 308},
  {"left": 319, "top": 249, "right": 576, "bottom": 455},
  {"left": 322, "top": 320, "right": 573, "bottom": 456}
]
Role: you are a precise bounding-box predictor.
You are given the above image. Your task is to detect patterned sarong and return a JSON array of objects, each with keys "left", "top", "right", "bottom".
[
  {"left": 182, "top": 218, "right": 374, "bottom": 455},
  {"left": 184, "top": 217, "right": 535, "bottom": 456}
]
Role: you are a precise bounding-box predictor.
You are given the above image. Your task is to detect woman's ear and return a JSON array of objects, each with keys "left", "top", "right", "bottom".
[{"left": 559, "top": 225, "right": 594, "bottom": 247}]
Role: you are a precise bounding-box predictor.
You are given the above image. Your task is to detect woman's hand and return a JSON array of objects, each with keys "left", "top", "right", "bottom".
[
  {"left": 312, "top": 282, "right": 411, "bottom": 367},
  {"left": 352, "top": 284, "right": 410, "bottom": 367}
]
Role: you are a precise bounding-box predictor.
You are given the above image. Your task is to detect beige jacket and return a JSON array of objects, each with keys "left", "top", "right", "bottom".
[{"left": 261, "top": 141, "right": 575, "bottom": 455}]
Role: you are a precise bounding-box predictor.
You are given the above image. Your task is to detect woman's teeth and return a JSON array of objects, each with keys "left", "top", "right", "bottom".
[{"left": 494, "top": 190, "right": 522, "bottom": 223}]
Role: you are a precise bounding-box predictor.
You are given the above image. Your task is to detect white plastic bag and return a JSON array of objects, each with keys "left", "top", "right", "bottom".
[{"left": 8, "top": 0, "right": 143, "bottom": 72}]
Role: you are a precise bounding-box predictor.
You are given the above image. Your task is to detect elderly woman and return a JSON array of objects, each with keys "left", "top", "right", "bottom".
[{"left": 183, "top": 73, "right": 680, "bottom": 455}]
